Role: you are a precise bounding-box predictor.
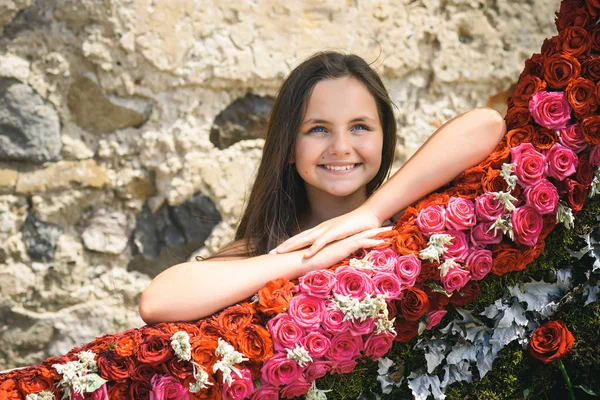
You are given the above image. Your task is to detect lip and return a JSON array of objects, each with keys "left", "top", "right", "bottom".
[{"left": 318, "top": 163, "right": 361, "bottom": 174}]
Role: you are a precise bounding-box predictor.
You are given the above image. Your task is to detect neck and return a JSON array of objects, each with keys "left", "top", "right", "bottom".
[{"left": 299, "top": 185, "right": 368, "bottom": 231}]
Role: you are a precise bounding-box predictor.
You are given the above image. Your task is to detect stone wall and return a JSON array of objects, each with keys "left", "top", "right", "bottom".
[{"left": 0, "top": 0, "right": 561, "bottom": 370}]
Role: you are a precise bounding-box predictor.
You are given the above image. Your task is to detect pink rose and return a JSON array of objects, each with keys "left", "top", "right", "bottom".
[
  {"left": 590, "top": 145, "right": 600, "bottom": 167},
  {"left": 298, "top": 269, "right": 336, "bottom": 298},
  {"left": 267, "top": 313, "right": 305, "bottom": 352},
  {"left": 261, "top": 353, "right": 302, "bottom": 386},
  {"left": 445, "top": 197, "right": 476, "bottom": 230},
  {"left": 465, "top": 249, "right": 492, "bottom": 281},
  {"left": 546, "top": 143, "right": 578, "bottom": 181},
  {"left": 149, "top": 374, "right": 188, "bottom": 400},
  {"left": 334, "top": 266, "right": 374, "bottom": 300},
  {"left": 470, "top": 222, "right": 502, "bottom": 248},
  {"left": 251, "top": 385, "right": 279, "bottom": 400},
  {"left": 395, "top": 253, "right": 421, "bottom": 287},
  {"left": 441, "top": 265, "right": 471, "bottom": 293},
  {"left": 363, "top": 332, "right": 394, "bottom": 361},
  {"left": 559, "top": 124, "right": 587, "bottom": 153},
  {"left": 303, "top": 360, "right": 332, "bottom": 381},
  {"left": 365, "top": 248, "right": 400, "bottom": 273},
  {"left": 288, "top": 293, "right": 325, "bottom": 330},
  {"left": 475, "top": 193, "right": 505, "bottom": 222},
  {"left": 512, "top": 206, "right": 543, "bottom": 247},
  {"left": 280, "top": 378, "right": 311, "bottom": 399},
  {"left": 524, "top": 179, "right": 559, "bottom": 215},
  {"left": 373, "top": 272, "right": 403, "bottom": 299},
  {"left": 425, "top": 310, "right": 447, "bottom": 330},
  {"left": 529, "top": 90, "right": 571, "bottom": 129},
  {"left": 73, "top": 384, "right": 108, "bottom": 400},
  {"left": 442, "top": 230, "right": 470, "bottom": 262},
  {"left": 301, "top": 329, "right": 331, "bottom": 358},
  {"left": 349, "top": 317, "right": 375, "bottom": 337},
  {"left": 321, "top": 305, "right": 350, "bottom": 334},
  {"left": 511, "top": 142, "right": 547, "bottom": 186},
  {"left": 416, "top": 204, "right": 446, "bottom": 237},
  {"left": 326, "top": 331, "right": 363, "bottom": 362},
  {"left": 331, "top": 360, "right": 358, "bottom": 375},
  {"left": 222, "top": 368, "right": 255, "bottom": 400}
]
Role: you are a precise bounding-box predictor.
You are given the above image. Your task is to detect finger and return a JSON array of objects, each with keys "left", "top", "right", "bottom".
[
  {"left": 360, "top": 238, "right": 387, "bottom": 249},
  {"left": 276, "top": 228, "right": 320, "bottom": 254},
  {"left": 303, "top": 226, "right": 355, "bottom": 258}
]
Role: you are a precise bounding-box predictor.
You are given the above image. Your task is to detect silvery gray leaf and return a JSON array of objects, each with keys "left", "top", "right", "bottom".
[
  {"left": 423, "top": 340, "right": 448, "bottom": 374},
  {"left": 445, "top": 343, "right": 477, "bottom": 365},
  {"left": 584, "top": 283, "right": 600, "bottom": 306},
  {"left": 407, "top": 372, "right": 446, "bottom": 400},
  {"left": 481, "top": 299, "right": 506, "bottom": 319},
  {"left": 441, "top": 361, "right": 473, "bottom": 389},
  {"left": 508, "top": 279, "right": 562, "bottom": 312}
]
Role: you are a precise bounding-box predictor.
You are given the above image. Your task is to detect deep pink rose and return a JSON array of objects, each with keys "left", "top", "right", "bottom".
[
  {"left": 326, "top": 331, "right": 363, "bottom": 362},
  {"left": 465, "top": 249, "right": 492, "bottom": 281},
  {"left": 365, "top": 248, "right": 400, "bottom": 273},
  {"left": 546, "top": 143, "right": 579, "bottom": 181},
  {"left": 395, "top": 254, "right": 421, "bottom": 287},
  {"left": 373, "top": 272, "right": 403, "bottom": 299},
  {"left": 470, "top": 222, "right": 503, "bottom": 248},
  {"left": 303, "top": 360, "right": 332, "bottom": 381},
  {"left": 511, "top": 142, "right": 547, "bottom": 186},
  {"left": 73, "top": 384, "right": 108, "bottom": 400},
  {"left": 529, "top": 91, "right": 571, "bottom": 129},
  {"left": 513, "top": 206, "right": 544, "bottom": 247},
  {"left": 363, "top": 332, "right": 394, "bottom": 361},
  {"left": 222, "top": 368, "right": 255, "bottom": 400},
  {"left": 331, "top": 360, "right": 358, "bottom": 375},
  {"left": 441, "top": 265, "right": 471, "bottom": 293},
  {"left": 475, "top": 193, "right": 505, "bottom": 222},
  {"left": 261, "top": 353, "right": 302, "bottom": 386},
  {"left": 298, "top": 269, "right": 336, "bottom": 298},
  {"left": 442, "top": 230, "right": 470, "bottom": 262},
  {"left": 288, "top": 293, "right": 325, "bottom": 329},
  {"left": 301, "top": 329, "right": 331, "bottom": 358},
  {"left": 416, "top": 204, "right": 446, "bottom": 237},
  {"left": 349, "top": 317, "right": 375, "bottom": 337},
  {"left": 445, "top": 197, "right": 476, "bottom": 230},
  {"left": 149, "top": 374, "right": 188, "bottom": 400},
  {"left": 321, "top": 305, "right": 350, "bottom": 334},
  {"left": 425, "top": 310, "right": 448, "bottom": 330},
  {"left": 280, "top": 378, "right": 311, "bottom": 399},
  {"left": 559, "top": 124, "right": 587, "bottom": 153},
  {"left": 590, "top": 145, "right": 600, "bottom": 167},
  {"left": 334, "top": 266, "right": 374, "bottom": 300},
  {"left": 267, "top": 313, "right": 305, "bottom": 352},
  {"left": 524, "top": 179, "right": 559, "bottom": 215},
  {"left": 251, "top": 385, "right": 279, "bottom": 400}
]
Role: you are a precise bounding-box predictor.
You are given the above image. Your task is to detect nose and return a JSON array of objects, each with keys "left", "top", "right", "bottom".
[{"left": 329, "top": 131, "right": 352, "bottom": 156}]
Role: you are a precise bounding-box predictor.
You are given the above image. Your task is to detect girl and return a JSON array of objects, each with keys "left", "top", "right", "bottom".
[{"left": 139, "top": 51, "right": 506, "bottom": 324}]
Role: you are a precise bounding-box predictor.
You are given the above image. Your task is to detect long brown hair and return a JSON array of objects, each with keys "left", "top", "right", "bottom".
[{"left": 222, "top": 51, "right": 397, "bottom": 257}]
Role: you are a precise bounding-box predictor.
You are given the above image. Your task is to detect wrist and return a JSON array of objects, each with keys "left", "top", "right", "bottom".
[{"left": 360, "top": 199, "right": 385, "bottom": 226}]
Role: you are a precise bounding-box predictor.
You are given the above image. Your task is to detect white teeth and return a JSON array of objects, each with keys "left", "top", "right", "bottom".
[{"left": 323, "top": 164, "right": 356, "bottom": 171}]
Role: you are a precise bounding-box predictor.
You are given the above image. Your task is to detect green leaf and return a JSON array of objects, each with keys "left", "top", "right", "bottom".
[
  {"left": 574, "top": 385, "right": 598, "bottom": 396},
  {"left": 428, "top": 282, "right": 453, "bottom": 297},
  {"left": 107, "top": 343, "right": 116, "bottom": 351}
]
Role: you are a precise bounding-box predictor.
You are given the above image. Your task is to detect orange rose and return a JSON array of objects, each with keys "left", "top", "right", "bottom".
[
  {"left": 114, "top": 334, "right": 138, "bottom": 357},
  {"left": 0, "top": 379, "right": 20, "bottom": 400},
  {"left": 161, "top": 357, "right": 193, "bottom": 381},
  {"left": 580, "top": 114, "right": 600, "bottom": 145},
  {"left": 446, "top": 166, "right": 485, "bottom": 199},
  {"left": 541, "top": 36, "right": 560, "bottom": 57},
  {"left": 592, "top": 27, "right": 600, "bottom": 51},
  {"left": 529, "top": 320, "right": 575, "bottom": 364},
  {"left": 191, "top": 335, "right": 219, "bottom": 372},
  {"left": 522, "top": 53, "right": 544, "bottom": 77},
  {"left": 543, "top": 52, "right": 581, "bottom": 89},
  {"left": 415, "top": 193, "right": 449, "bottom": 210},
  {"left": 129, "top": 380, "right": 152, "bottom": 400},
  {"left": 97, "top": 351, "right": 133, "bottom": 382},
  {"left": 217, "top": 303, "right": 257, "bottom": 340},
  {"left": 491, "top": 243, "right": 522, "bottom": 276},
  {"left": 555, "top": 6, "right": 590, "bottom": 32},
  {"left": 511, "top": 75, "right": 547, "bottom": 107},
  {"left": 393, "top": 222, "right": 426, "bottom": 256},
  {"left": 505, "top": 106, "right": 533, "bottom": 130},
  {"left": 506, "top": 126, "right": 535, "bottom": 148},
  {"left": 480, "top": 143, "right": 511, "bottom": 170},
  {"left": 559, "top": 26, "right": 592, "bottom": 59},
  {"left": 107, "top": 382, "right": 129, "bottom": 400},
  {"left": 394, "top": 206, "right": 418, "bottom": 227},
  {"left": 516, "top": 240, "right": 546, "bottom": 271},
  {"left": 257, "top": 278, "right": 295, "bottom": 315},
  {"left": 587, "top": 0, "right": 600, "bottom": 17},
  {"left": 137, "top": 334, "right": 174, "bottom": 366},
  {"left": 198, "top": 318, "right": 225, "bottom": 338},
  {"left": 566, "top": 77, "right": 597, "bottom": 117},
  {"left": 582, "top": 54, "right": 600, "bottom": 80},
  {"left": 16, "top": 366, "right": 55, "bottom": 395},
  {"left": 236, "top": 324, "right": 274, "bottom": 362},
  {"left": 449, "top": 281, "right": 480, "bottom": 307},
  {"left": 131, "top": 364, "right": 160, "bottom": 382},
  {"left": 186, "top": 375, "right": 220, "bottom": 400},
  {"left": 532, "top": 127, "right": 558, "bottom": 150}
]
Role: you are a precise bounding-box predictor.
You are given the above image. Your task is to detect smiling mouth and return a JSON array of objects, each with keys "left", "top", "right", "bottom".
[{"left": 318, "top": 163, "right": 361, "bottom": 171}]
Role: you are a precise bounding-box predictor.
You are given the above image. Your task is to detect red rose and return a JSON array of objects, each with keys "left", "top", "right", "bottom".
[
  {"left": 137, "top": 334, "right": 174, "bottom": 366},
  {"left": 491, "top": 243, "right": 522, "bottom": 276},
  {"left": 399, "top": 287, "right": 429, "bottom": 321},
  {"left": 512, "top": 76, "right": 548, "bottom": 108},
  {"left": 107, "top": 382, "right": 129, "bottom": 400},
  {"left": 97, "top": 350, "right": 133, "bottom": 382},
  {"left": 587, "top": 0, "right": 600, "bottom": 17},
  {"left": 559, "top": 26, "right": 592, "bottom": 59},
  {"left": 516, "top": 241, "right": 546, "bottom": 271},
  {"left": 556, "top": 6, "right": 590, "bottom": 31},
  {"left": 575, "top": 152, "right": 594, "bottom": 186},
  {"left": 522, "top": 53, "right": 544, "bottom": 78},
  {"left": 505, "top": 106, "right": 533, "bottom": 130},
  {"left": 543, "top": 52, "right": 581, "bottom": 89},
  {"left": 132, "top": 364, "right": 160, "bottom": 382},
  {"left": 540, "top": 214, "right": 557, "bottom": 241},
  {"left": 541, "top": 36, "right": 560, "bottom": 57},
  {"left": 582, "top": 54, "right": 600, "bottom": 80},
  {"left": 424, "top": 287, "right": 451, "bottom": 310},
  {"left": 566, "top": 77, "right": 597, "bottom": 117},
  {"left": 417, "top": 261, "right": 440, "bottom": 283},
  {"left": 449, "top": 281, "right": 480, "bottom": 307},
  {"left": 393, "top": 320, "right": 419, "bottom": 343},
  {"left": 558, "top": 178, "right": 587, "bottom": 212},
  {"left": 529, "top": 320, "right": 575, "bottom": 364},
  {"left": 162, "top": 357, "right": 193, "bottom": 381},
  {"left": 532, "top": 127, "right": 558, "bottom": 150},
  {"left": 581, "top": 115, "right": 600, "bottom": 145},
  {"left": 129, "top": 380, "right": 152, "bottom": 400}
]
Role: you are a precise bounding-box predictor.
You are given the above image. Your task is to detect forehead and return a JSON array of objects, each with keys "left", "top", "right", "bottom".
[{"left": 303, "top": 76, "right": 379, "bottom": 121}]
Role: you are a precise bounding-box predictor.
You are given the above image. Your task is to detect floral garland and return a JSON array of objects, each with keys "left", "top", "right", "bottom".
[{"left": 2, "top": 0, "right": 600, "bottom": 399}]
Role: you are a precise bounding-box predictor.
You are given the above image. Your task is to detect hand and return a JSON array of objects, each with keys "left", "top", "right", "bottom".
[
  {"left": 271, "top": 206, "right": 383, "bottom": 258},
  {"left": 303, "top": 226, "right": 394, "bottom": 272}
]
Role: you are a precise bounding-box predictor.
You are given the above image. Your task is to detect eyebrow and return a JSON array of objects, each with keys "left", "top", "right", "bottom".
[{"left": 301, "top": 116, "right": 376, "bottom": 125}]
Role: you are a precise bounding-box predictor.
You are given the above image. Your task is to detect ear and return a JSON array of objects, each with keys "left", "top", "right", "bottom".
[{"left": 288, "top": 152, "right": 295, "bottom": 164}]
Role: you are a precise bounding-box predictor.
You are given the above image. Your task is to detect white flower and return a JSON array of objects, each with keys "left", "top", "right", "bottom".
[
  {"left": 488, "top": 214, "right": 514, "bottom": 240},
  {"left": 212, "top": 338, "right": 249, "bottom": 385},
  {"left": 500, "top": 163, "right": 518, "bottom": 190},
  {"left": 589, "top": 168, "right": 600, "bottom": 198},
  {"left": 494, "top": 191, "right": 518, "bottom": 212},
  {"left": 171, "top": 331, "right": 192, "bottom": 362},
  {"left": 76, "top": 351, "right": 98, "bottom": 372},
  {"left": 438, "top": 259, "right": 459, "bottom": 278},
  {"left": 286, "top": 344, "right": 313, "bottom": 367},
  {"left": 375, "top": 313, "right": 397, "bottom": 335},
  {"left": 349, "top": 257, "right": 374, "bottom": 270},
  {"left": 26, "top": 392, "right": 54, "bottom": 400},
  {"left": 556, "top": 202, "right": 574, "bottom": 230},
  {"left": 71, "top": 373, "right": 107, "bottom": 395},
  {"left": 333, "top": 293, "right": 387, "bottom": 322},
  {"left": 419, "top": 234, "right": 454, "bottom": 263},
  {"left": 305, "top": 381, "right": 332, "bottom": 400},
  {"left": 189, "top": 362, "right": 213, "bottom": 393}
]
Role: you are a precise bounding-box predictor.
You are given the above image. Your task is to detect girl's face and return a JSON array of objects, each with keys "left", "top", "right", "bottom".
[{"left": 293, "top": 76, "right": 384, "bottom": 200}]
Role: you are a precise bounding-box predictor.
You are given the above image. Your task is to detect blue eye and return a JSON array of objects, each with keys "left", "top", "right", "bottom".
[
  {"left": 308, "top": 126, "right": 327, "bottom": 133},
  {"left": 353, "top": 124, "right": 369, "bottom": 131}
]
